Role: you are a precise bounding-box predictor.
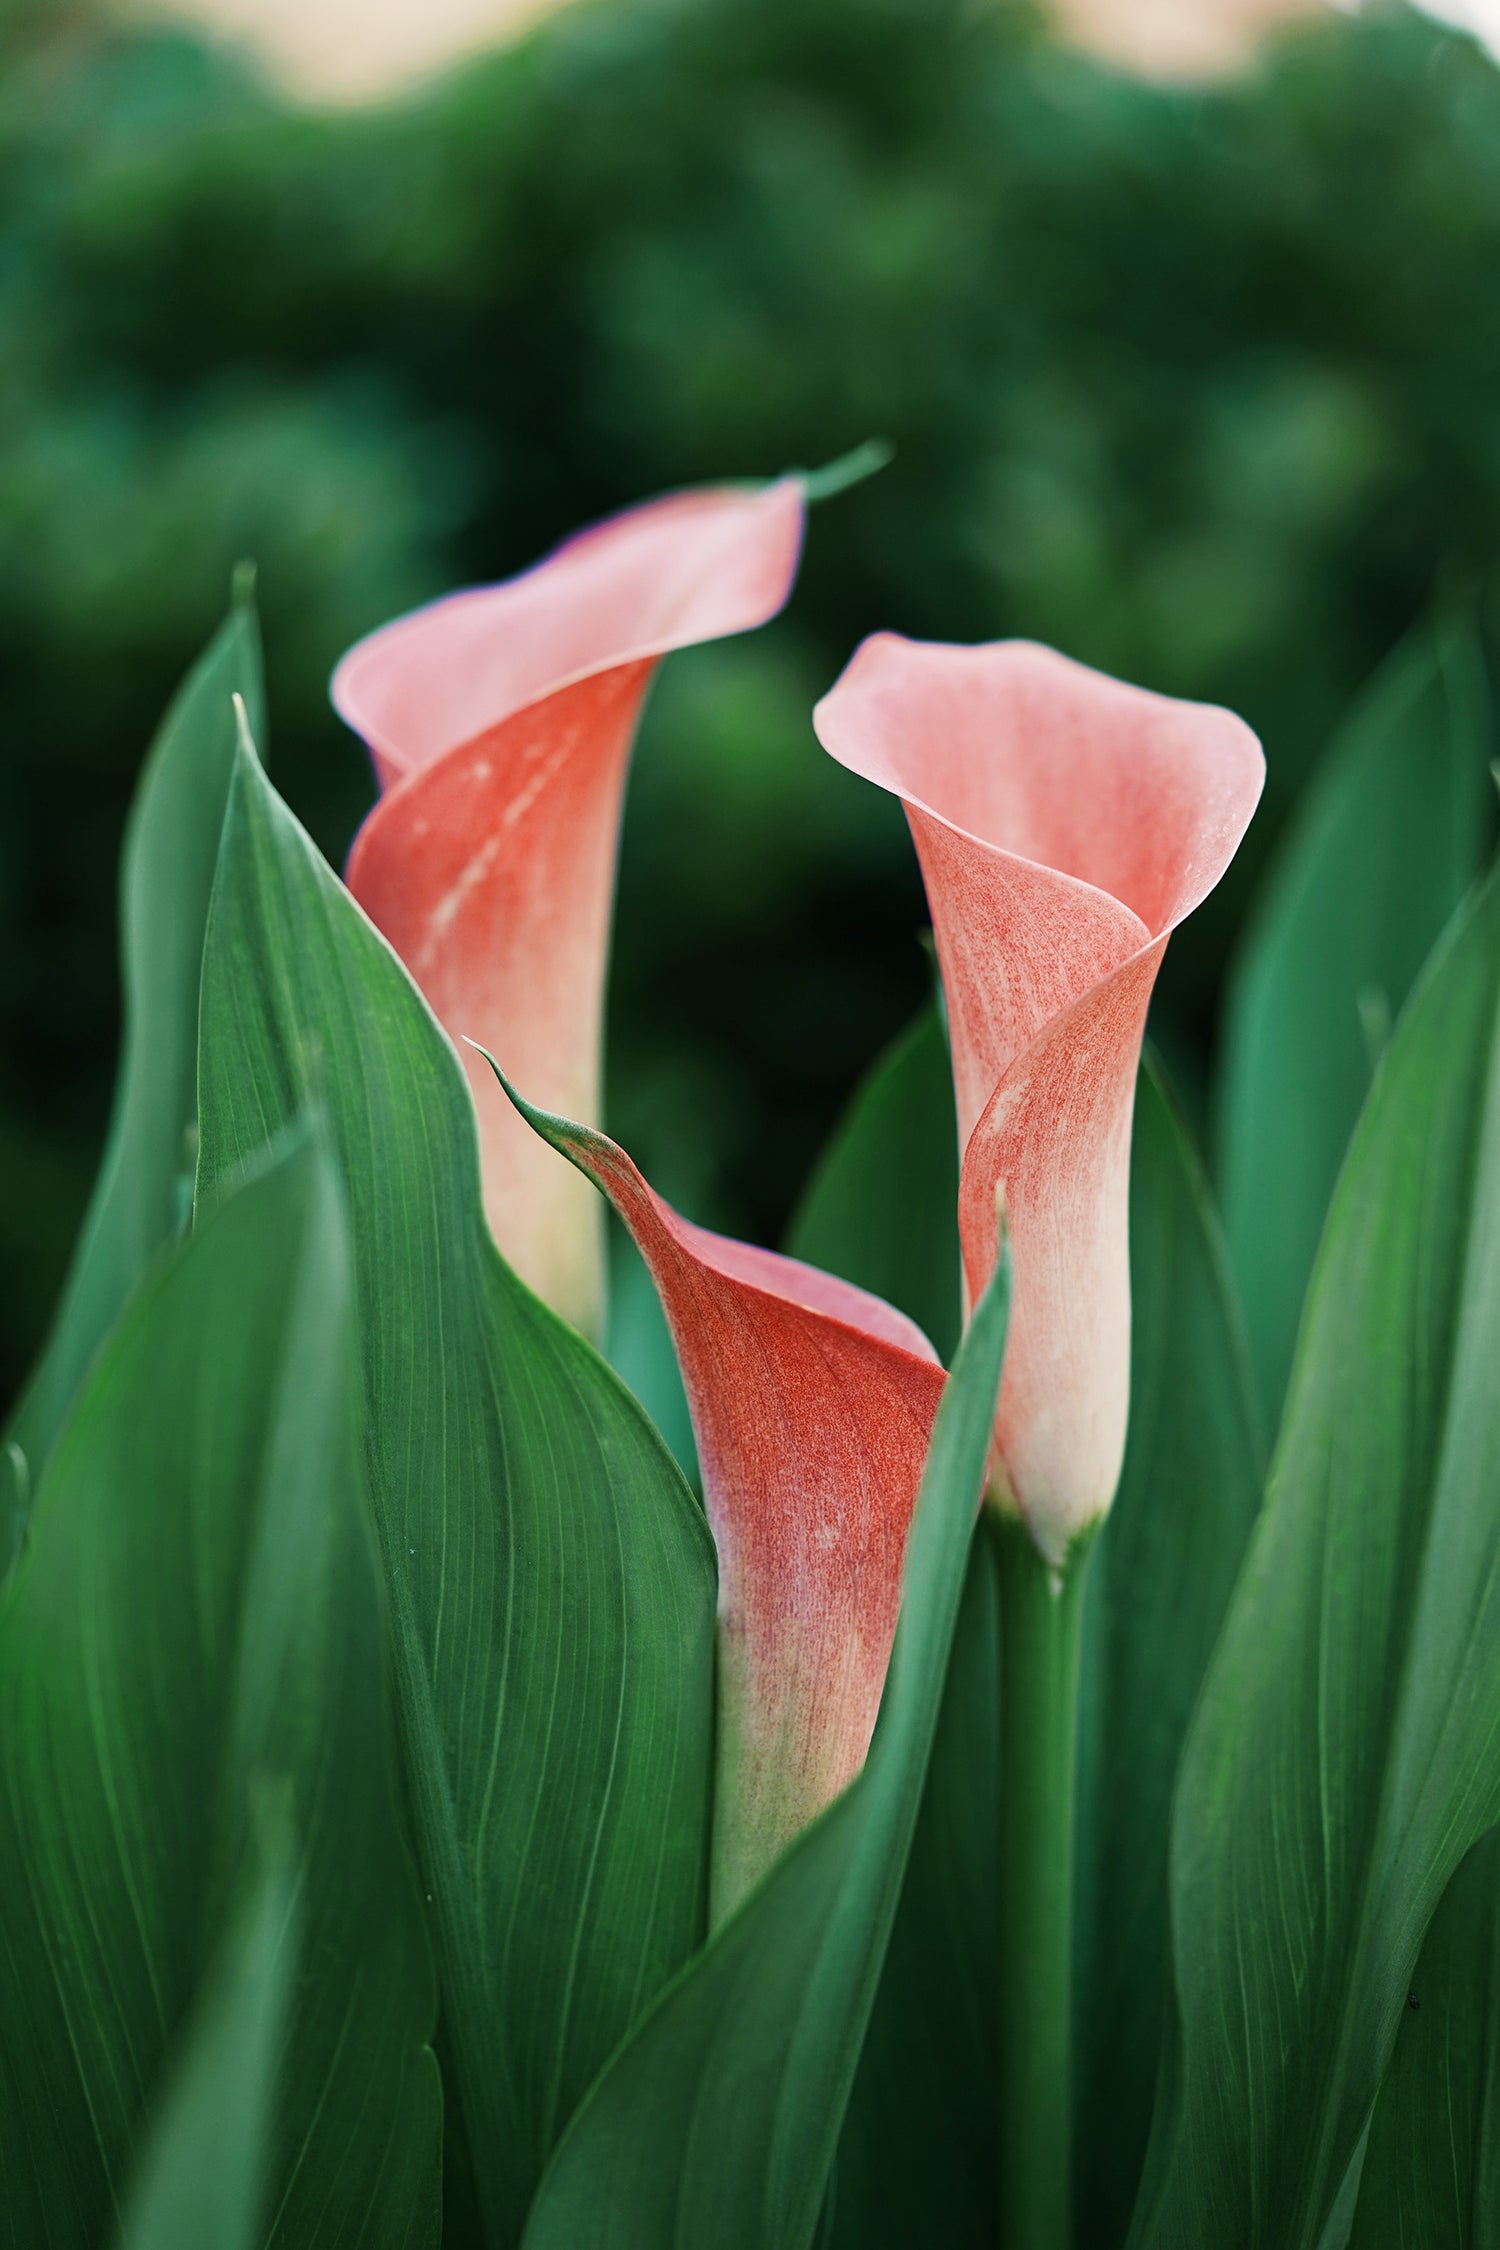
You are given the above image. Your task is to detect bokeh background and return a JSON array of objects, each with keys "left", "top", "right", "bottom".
[{"left": 5, "top": 0, "right": 1500, "bottom": 1401}]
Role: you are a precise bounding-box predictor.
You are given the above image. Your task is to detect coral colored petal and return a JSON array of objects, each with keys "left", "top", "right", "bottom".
[
  {"left": 335, "top": 481, "right": 805, "bottom": 1338},
  {"left": 900, "top": 806, "right": 1148, "bottom": 1155},
  {"left": 488, "top": 1081, "right": 946, "bottom": 1925},
  {"left": 332, "top": 480, "right": 807, "bottom": 790},
  {"left": 815, "top": 634, "right": 1263, "bottom": 1560},
  {"left": 958, "top": 944, "right": 1164, "bottom": 1561}
]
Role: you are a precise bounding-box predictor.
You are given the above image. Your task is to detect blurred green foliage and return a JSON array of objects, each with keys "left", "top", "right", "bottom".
[{"left": 4, "top": 0, "right": 1500, "bottom": 1397}]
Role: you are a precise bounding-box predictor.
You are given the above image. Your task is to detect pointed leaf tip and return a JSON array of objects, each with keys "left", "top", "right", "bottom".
[
  {"left": 230, "top": 692, "right": 263, "bottom": 770},
  {"left": 796, "top": 439, "right": 895, "bottom": 504},
  {"left": 465, "top": 1039, "right": 597, "bottom": 1168},
  {"left": 231, "top": 558, "right": 258, "bottom": 610}
]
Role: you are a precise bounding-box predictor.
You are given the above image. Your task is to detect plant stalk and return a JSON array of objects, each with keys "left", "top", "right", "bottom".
[{"left": 991, "top": 1505, "right": 1092, "bottom": 2250}]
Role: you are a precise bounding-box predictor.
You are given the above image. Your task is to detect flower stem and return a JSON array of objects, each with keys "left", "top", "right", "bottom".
[{"left": 991, "top": 1506, "right": 1092, "bottom": 2250}]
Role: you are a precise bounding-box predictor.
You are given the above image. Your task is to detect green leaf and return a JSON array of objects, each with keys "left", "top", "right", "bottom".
[
  {"left": 1133, "top": 855, "right": 1500, "bottom": 2249},
  {"left": 520, "top": 1229, "right": 1011, "bottom": 2250},
  {"left": 195, "top": 737, "right": 717, "bottom": 2249},
  {"left": 113, "top": 1831, "right": 299, "bottom": 2250},
  {"left": 1219, "top": 607, "right": 1493, "bottom": 1430},
  {"left": 825, "top": 1527, "right": 1000, "bottom": 2250},
  {"left": 1074, "top": 1056, "right": 1266, "bottom": 2247},
  {"left": 792, "top": 1000, "right": 987, "bottom": 2250},
  {"left": 1347, "top": 1827, "right": 1500, "bottom": 2250},
  {"left": 4, "top": 588, "right": 264, "bottom": 1567},
  {"left": 786, "top": 998, "right": 961, "bottom": 1364},
  {"left": 0, "top": 1126, "right": 438, "bottom": 2248},
  {"left": 820, "top": 1054, "right": 1264, "bottom": 2250}
]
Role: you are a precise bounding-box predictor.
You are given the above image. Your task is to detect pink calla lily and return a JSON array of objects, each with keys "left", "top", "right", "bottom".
[
  {"left": 485, "top": 1067, "right": 946, "bottom": 1924},
  {"left": 333, "top": 479, "right": 806, "bottom": 1339},
  {"left": 815, "top": 637, "right": 1264, "bottom": 1565}
]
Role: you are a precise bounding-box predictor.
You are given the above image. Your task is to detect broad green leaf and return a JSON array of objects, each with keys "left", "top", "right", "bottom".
[
  {"left": 114, "top": 1833, "right": 299, "bottom": 2250},
  {"left": 1074, "top": 1057, "right": 1266, "bottom": 2247},
  {"left": 520, "top": 1232, "right": 1012, "bottom": 2250},
  {"left": 826, "top": 1526, "right": 1000, "bottom": 2250},
  {"left": 791, "top": 1005, "right": 990, "bottom": 2250},
  {"left": 1347, "top": 1828, "right": 1500, "bottom": 2250},
  {"left": 195, "top": 738, "right": 717, "bottom": 2249},
  {"left": 4, "top": 585, "right": 264, "bottom": 1567},
  {"left": 1219, "top": 608, "right": 1493, "bottom": 1429},
  {"left": 0, "top": 1128, "right": 438, "bottom": 2248},
  {"left": 822, "top": 1053, "right": 1264, "bottom": 2250},
  {"left": 1133, "top": 855, "right": 1500, "bottom": 2250},
  {"left": 786, "top": 999, "right": 961, "bottom": 1364}
]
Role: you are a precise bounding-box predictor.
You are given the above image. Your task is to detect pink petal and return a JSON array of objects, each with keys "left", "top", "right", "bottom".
[
  {"left": 815, "top": 636, "right": 1263, "bottom": 1562},
  {"left": 334, "top": 480, "right": 806, "bottom": 1338},
  {"left": 493, "top": 1088, "right": 945, "bottom": 1924}
]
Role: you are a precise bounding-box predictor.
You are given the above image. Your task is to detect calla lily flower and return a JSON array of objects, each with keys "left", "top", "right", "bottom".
[
  {"left": 815, "top": 637, "right": 1263, "bottom": 1566},
  {"left": 333, "top": 479, "right": 806, "bottom": 1340},
  {"left": 482, "top": 1064, "right": 946, "bottom": 1925}
]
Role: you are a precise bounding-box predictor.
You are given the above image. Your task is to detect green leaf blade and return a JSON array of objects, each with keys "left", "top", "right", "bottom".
[
  {"left": 819, "top": 1047, "right": 1264, "bottom": 2250},
  {"left": 797, "top": 1001, "right": 987, "bottom": 2250},
  {"left": 4, "top": 592, "right": 264, "bottom": 1561},
  {"left": 1136, "top": 855, "right": 1500, "bottom": 2250},
  {"left": 0, "top": 1127, "right": 438, "bottom": 2249},
  {"left": 1219, "top": 609, "right": 1494, "bottom": 1429},
  {"left": 113, "top": 1834, "right": 299, "bottom": 2250},
  {"left": 1348, "top": 1827, "right": 1500, "bottom": 2250},
  {"left": 1074, "top": 1057, "right": 1266, "bottom": 2245},
  {"left": 520, "top": 1233, "right": 1011, "bottom": 2250},
  {"left": 825, "top": 1525, "right": 1000, "bottom": 2250},
  {"left": 195, "top": 740, "right": 718, "bottom": 2246}
]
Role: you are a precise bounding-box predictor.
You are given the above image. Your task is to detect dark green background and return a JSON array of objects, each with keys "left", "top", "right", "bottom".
[{"left": 5, "top": 0, "right": 1500, "bottom": 1398}]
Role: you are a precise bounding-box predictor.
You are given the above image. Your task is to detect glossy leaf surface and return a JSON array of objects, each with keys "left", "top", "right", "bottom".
[
  {"left": 1347, "top": 1827, "right": 1500, "bottom": 2250},
  {"left": 1075, "top": 1058, "right": 1265, "bottom": 2246},
  {"left": 826, "top": 1525, "right": 1000, "bottom": 2250},
  {"left": 786, "top": 997, "right": 961, "bottom": 1365},
  {"left": 816, "top": 1045, "right": 1264, "bottom": 2249},
  {"left": 793, "top": 1002, "right": 990, "bottom": 2249},
  {"left": 4, "top": 592, "right": 264, "bottom": 1565},
  {"left": 0, "top": 1130, "right": 438, "bottom": 2248},
  {"left": 1219, "top": 609, "right": 1493, "bottom": 1427},
  {"left": 113, "top": 1838, "right": 299, "bottom": 2250},
  {"left": 521, "top": 1234, "right": 1012, "bottom": 2250},
  {"left": 1134, "top": 857, "right": 1500, "bottom": 2249},
  {"left": 196, "top": 739, "right": 717, "bottom": 2248}
]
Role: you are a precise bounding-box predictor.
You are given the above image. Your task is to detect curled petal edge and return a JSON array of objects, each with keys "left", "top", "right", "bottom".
[
  {"left": 814, "top": 635, "right": 1265, "bottom": 1562},
  {"left": 472, "top": 1047, "right": 947, "bottom": 1925},
  {"left": 335, "top": 480, "right": 806, "bottom": 1339}
]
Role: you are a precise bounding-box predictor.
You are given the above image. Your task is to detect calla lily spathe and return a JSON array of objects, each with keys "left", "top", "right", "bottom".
[
  {"left": 333, "top": 480, "right": 806, "bottom": 1340},
  {"left": 489, "top": 1073, "right": 945, "bottom": 1926},
  {"left": 815, "top": 637, "right": 1264, "bottom": 1565}
]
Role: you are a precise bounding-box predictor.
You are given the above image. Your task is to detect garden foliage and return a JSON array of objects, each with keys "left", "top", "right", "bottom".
[
  {"left": 7, "top": 1, "right": 1500, "bottom": 2239},
  {"left": 7, "top": 0, "right": 1500, "bottom": 1396},
  {"left": 2, "top": 458, "right": 1499, "bottom": 2244}
]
